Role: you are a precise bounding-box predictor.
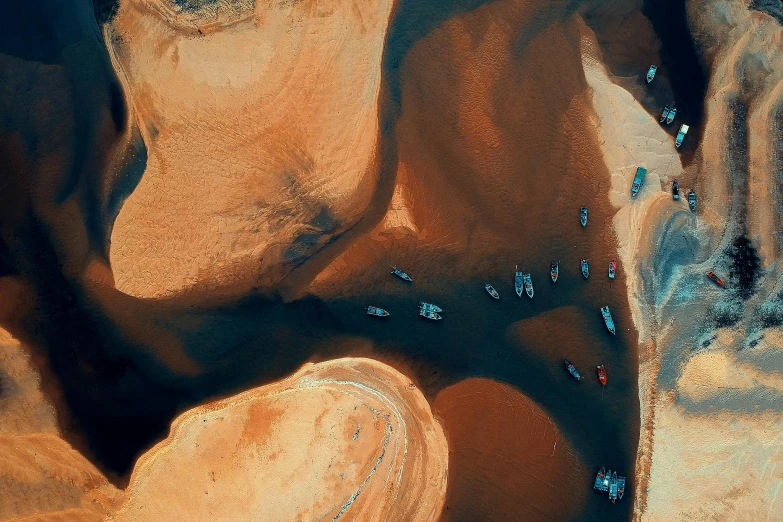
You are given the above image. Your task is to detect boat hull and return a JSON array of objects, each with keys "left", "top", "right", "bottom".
[
  {"left": 485, "top": 284, "right": 500, "bottom": 299},
  {"left": 601, "top": 306, "right": 616, "bottom": 335},
  {"left": 564, "top": 359, "right": 581, "bottom": 380},
  {"left": 391, "top": 266, "right": 413, "bottom": 282},
  {"left": 608, "top": 262, "right": 616, "bottom": 279},
  {"left": 522, "top": 273, "right": 534, "bottom": 298},
  {"left": 366, "top": 306, "right": 390, "bottom": 317},
  {"left": 551, "top": 262, "right": 559, "bottom": 283},
  {"left": 581, "top": 260, "right": 589, "bottom": 279},
  {"left": 580, "top": 206, "right": 588, "bottom": 227},
  {"left": 597, "top": 365, "right": 607, "bottom": 385}
]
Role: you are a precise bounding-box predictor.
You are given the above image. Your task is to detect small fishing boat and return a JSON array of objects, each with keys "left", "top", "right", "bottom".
[
  {"left": 609, "top": 261, "right": 617, "bottom": 279},
  {"left": 523, "top": 272, "right": 534, "bottom": 298},
  {"left": 594, "top": 467, "right": 608, "bottom": 491},
  {"left": 707, "top": 271, "right": 725, "bottom": 288},
  {"left": 646, "top": 65, "right": 657, "bottom": 83},
  {"left": 666, "top": 105, "right": 677, "bottom": 124},
  {"left": 366, "top": 306, "right": 390, "bottom": 317},
  {"left": 609, "top": 471, "right": 618, "bottom": 503},
  {"left": 419, "top": 302, "right": 442, "bottom": 313},
  {"left": 419, "top": 302, "right": 442, "bottom": 320},
  {"left": 631, "top": 166, "right": 647, "bottom": 197},
  {"left": 564, "top": 358, "right": 581, "bottom": 380},
  {"left": 580, "top": 206, "right": 588, "bottom": 227},
  {"left": 675, "top": 124, "right": 689, "bottom": 147},
  {"left": 688, "top": 190, "right": 696, "bottom": 211},
  {"left": 672, "top": 179, "right": 680, "bottom": 200},
  {"left": 581, "top": 259, "right": 589, "bottom": 279},
  {"left": 551, "top": 261, "right": 559, "bottom": 283},
  {"left": 391, "top": 266, "right": 413, "bottom": 282},
  {"left": 485, "top": 283, "right": 500, "bottom": 299},
  {"left": 617, "top": 475, "right": 626, "bottom": 500},
  {"left": 660, "top": 105, "right": 671, "bottom": 123},
  {"left": 515, "top": 266, "right": 524, "bottom": 297},
  {"left": 601, "top": 306, "right": 616, "bottom": 335},
  {"left": 597, "top": 364, "right": 607, "bottom": 386}
]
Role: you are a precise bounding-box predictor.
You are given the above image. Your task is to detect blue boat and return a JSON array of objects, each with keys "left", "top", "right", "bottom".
[
  {"left": 564, "top": 358, "right": 581, "bottom": 380},
  {"left": 485, "top": 283, "right": 500, "bottom": 299},
  {"left": 419, "top": 302, "right": 442, "bottom": 320},
  {"left": 522, "top": 272, "right": 534, "bottom": 298},
  {"left": 419, "top": 302, "right": 442, "bottom": 313},
  {"left": 581, "top": 259, "right": 590, "bottom": 279},
  {"left": 366, "top": 306, "right": 390, "bottom": 317},
  {"left": 631, "top": 166, "right": 647, "bottom": 197},
  {"left": 666, "top": 106, "right": 677, "bottom": 124},
  {"left": 391, "top": 266, "right": 413, "bottom": 282},
  {"left": 660, "top": 105, "right": 671, "bottom": 123},
  {"left": 609, "top": 471, "right": 618, "bottom": 503},
  {"left": 618, "top": 475, "right": 626, "bottom": 501},
  {"left": 594, "top": 467, "right": 608, "bottom": 491},
  {"left": 675, "top": 124, "right": 689, "bottom": 147},
  {"left": 601, "top": 306, "right": 616, "bottom": 335},
  {"left": 688, "top": 190, "right": 697, "bottom": 211},
  {"left": 672, "top": 179, "right": 680, "bottom": 200},
  {"left": 646, "top": 65, "right": 657, "bottom": 83},
  {"left": 580, "top": 206, "right": 588, "bottom": 227},
  {"left": 515, "top": 266, "right": 524, "bottom": 297}
]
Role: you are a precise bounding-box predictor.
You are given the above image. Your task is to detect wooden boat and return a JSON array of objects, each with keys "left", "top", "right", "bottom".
[
  {"left": 646, "top": 65, "right": 657, "bottom": 83},
  {"left": 366, "top": 306, "right": 390, "bottom": 317},
  {"left": 609, "top": 471, "right": 618, "bottom": 503},
  {"left": 580, "top": 206, "right": 588, "bottom": 227},
  {"left": 564, "top": 358, "right": 581, "bottom": 380},
  {"left": 597, "top": 364, "right": 607, "bottom": 386},
  {"left": 419, "top": 302, "right": 442, "bottom": 313},
  {"left": 660, "top": 105, "right": 671, "bottom": 123},
  {"left": 672, "top": 179, "right": 680, "bottom": 200},
  {"left": 523, "top": 272, "right": 534, "bottom": 298},
  {"left": 617, "top": 475, "right": 626, "bottom": 500},
  {"left": 688, "top": 190, "right": 696, "bottom": 211},
  {"left": 666, "top": 106, "right": 677, "bottom": 124},
  {"left": 515, "top": 266, "right": 524, "bottom": 297},
  {"left": 594, "top": 467, "right": 608, "bottom": 491},
  {"left": 419, "top": 302, "right": 442, "bottom": 320},
  {"left": 485, "top": 283, "right": 500, "bottom": 299},
  {"left": 707, "top": 271, "right": 725, "bottom": 288},
  {"left": 631, "top": 166, "right": 647, "bottom": 197},
  {"left": 581, "top": 259, "right": 589, "bottom": 279},
  {"left": 551, "top": 261, "right": 559, "bottom": 282},
  {"left": 609, "top": 261, "right": 617, "bottom": 279},
  {"left": 391, "top": 266, "right": 413, "bottom": 282},
  {"left": 601, "top": 306, "right": 616, "bottom": 335}
]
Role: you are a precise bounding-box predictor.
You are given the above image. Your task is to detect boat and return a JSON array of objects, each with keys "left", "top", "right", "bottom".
[
  {"left": 419, "top": 302, "right": 442, "bottom": 313},
  {"left": 675, "top": 124, "right": 689, "bottom": 147},
  {"left": 564, "top": 358, "right": 581, "bottom": 380},
  {"left": 617, "top": 475, "right": 626, "bottom": 500},
  {"left": 609, "top": 261, "right": 617, "bottom": 279},
  {"left": 366, "top": 306, "right": 390, "bottom": 317},
  {"left": 391, "top": 266, "right": 413, "bottom": 282},
  {"left": 485, "top": 283, "right": 500, "bottom": 299},
  {"left": 659, "top": 105, "right": 671, "bottom": 123},
  {"left": 580, "top": 206, "right": 588, "bottom": 227},
  {"left": 707, "top": 271, "right": 725, "bottom": 288},
  {"left": 597, "top": 364, "right": 607, "bottom": 385},
  {"left": 672, "top": 179, "right": 680, "bottom": 200},
  {"left": 646, "top": 65, "right": 657, "bottom": 83},
  {"left": 609, "top": 471, "right": 618, "bottom": 503},
  {"left": 594, "top": 467, "right": 608, "bottom": 491},
  {"left": 688, "top": 190, "right": 696, "bottom": 211},
  {"left": 601, "top": 306, "right": 616, "bottom": 335},
  {"left": 419, "top": 302, "right": 442, "bottom": 320},
  {"left": 581, "top": 258, "right": 589, "bottom": 279},
  {"left": 666, "top": 105, "right": 677, "bottom": 124},
  {"left": 523, "top": 272, "right": 534, "bottom": 298},
  {"left": 515, "top": 266, "right": 524, "bottom": 297},
  {"left": 631, "top": 166, "right": 647, "bottom": 197},
  {"left": 551, "top": 261, "right": 559, "bottom": 283}
]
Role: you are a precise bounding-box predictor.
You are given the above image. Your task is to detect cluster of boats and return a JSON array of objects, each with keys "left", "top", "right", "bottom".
[
  {"left": 631, "top": 166, "right": 696, "bottom": 210},
  {"left": 367, "top": 267, "right": 446, "bottom": 320},
  {"left": 563, "top": 359, "right": 607, "bottom": 385},
  {"left": 594, "top": 467, "right": 627, "bottom": 503}
]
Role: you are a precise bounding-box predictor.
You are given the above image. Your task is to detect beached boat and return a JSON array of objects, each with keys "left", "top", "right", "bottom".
[
  {"left": 594, "top": 467, "right": 608, "bottom": 491},
  {"left": 617, "top": 475, "right": 626, "bottom": 500},
  {"left": 391, "top": 266, "right": 413, "bottom": 282},
  {"left": 707, "top": 271, "right": 725, "bottom": 288},
  {"left": 523, "top": 272, "right": 534, "bottom": 298},
  {"left": 609, "top": 261, "right": 616, "bottom": 279},
  {"left": 366, "top": 306, "right": 390, "bottom": 317},
  {"left": 601, "top": 306, "right": 616, "bottom": 335},
  {"left": 675, "top": 124, "right": 689, "bottom": 147},
  {"left": 672, "top": 179, "right": 680, "bottom": 200},
  {"left": 551, "top": 261, "right": 559, "bottom": 283},
  {"left": 419, "top": 302, "right": 442, "bottom": 320},
  {"left": 646, "top": 65, "right": 657, "bottom": 83},
  {"left": 660, "top": 105, "right": 671, "bottom": 123},
  {"left": 688, "top": 190, "right": 696, "bottom": 211},
  {"left": 597, "top": 364, "right": 607, "bottom": 386},
  {"left": 666, "top": 106, "right": 677, "bottom": 124},
  {"left": 419, "top": 302, "right": 442, "bottom": 313},
  {"left": 631, "top": 166, "right": 647, "bottom": 197},
  {"left": 515, "top": 266, "right": 524, "bottom": 297},
  {"left": 485, "top": 283, "right": 500, "bottom": 299},
  {"left": 581, "top": 258, "right": 589, "bottom": 279},
  {"left": 564, "top": 358, "right": 581, "bottom": 380},
  {"left": 609, "top": 471, "right": 618, "bottom": 503},
  {"left": 580, "top": 206, "right": 588, "bottom": 227}
]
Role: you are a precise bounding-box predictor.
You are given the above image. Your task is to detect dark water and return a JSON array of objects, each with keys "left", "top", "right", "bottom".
[{"left": 0, "top": 0, "right": 706, "bottom": 519}]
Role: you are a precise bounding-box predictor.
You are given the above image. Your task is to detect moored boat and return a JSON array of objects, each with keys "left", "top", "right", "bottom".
[
  {"left": 707, "top": 271, "right": 725, "bottom": 288},
  {"left": 391, "top": 266, "right": 413, "bottom": 282},
  {"left": 564, "top": 358, "right": 581, "bottom": 380},
  {"left": 688, "top": 190, "right": 696, "bottom": 211},
  {"left": 631, "top": 166, "right": 647, "bottom": 197},
  {"left": 581, "top": 259, "right": 589, "bottom": 279},
  {"left": 666, "top": 105, "right": 677, "bottom": 124},
  {"left": 597, "top": 364, "right": 607, "bottom": 386},
  {"left": 672, "top": 179, "right": 680, "bottom": 200},
  {"left": 609, "top": 261, "right": 617, "bottom": 279},
  {"left": 485, "top": 283, "right": 500, "bottom": 299},
  {"left": 646, "top": 65, "right": 657, "bottom": 83},
  {"left": 617, "top": 475, "right": 626, "bottom": 500},
  {"left": 609, "top": 471, "right": 618, "bottom": 503},
  {"left": 580, "top": 206, "right": 588, "bottom": 227},
  {"left": 515, "top": 266, "right": 524, "bottom": 297},
  {"left": 675, "top": 124, "right": 689, "bottom": 147},
  {"left": 594, "top": 467, "right": 608, "bottom": 491},
  {"left": 419, "top": 302, "right": 442, "bottom": 320},
  {"left": 660, "top": 105, "right": 671, "bottom": 123},
  {"left": 419, "top": 302, "right": 442, "bottom": 313},
  {"left": 601, "top": 306, "right": 616, "bottom": 335},
  {"left": 551, "top": 261, "right": 559, "bottom": 282},
  {"left": 366, "top": 306, "right": 390, "bottom": 317},
  {"left": 523, "top": 272, "right": 534, "bottom": 298}
]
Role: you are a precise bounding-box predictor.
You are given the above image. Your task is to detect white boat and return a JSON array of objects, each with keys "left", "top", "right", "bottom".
[{"left": 675, "top": 124, "right": 689, "bottom": 148}]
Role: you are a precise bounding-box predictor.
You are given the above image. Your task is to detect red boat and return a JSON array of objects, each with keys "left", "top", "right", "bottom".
[
  {"left": 597, "top": 365, "right": 607, "bottom": 386},
  {"left": 707, "top": 271, "right": 725, "bottom": 287}
]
